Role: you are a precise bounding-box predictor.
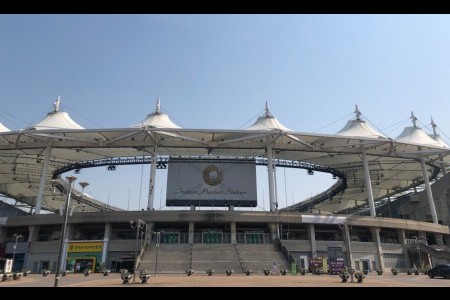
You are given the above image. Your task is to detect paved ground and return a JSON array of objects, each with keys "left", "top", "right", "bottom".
[{"left": 1, "top": 273, "right": 450, "bottom": 287}]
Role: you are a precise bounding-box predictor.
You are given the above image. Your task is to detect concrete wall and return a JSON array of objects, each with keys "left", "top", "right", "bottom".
[
  {"left": 1, "top": 211, "right": 448, "bottom": 273},
  {"left": 380, "top": 243, "right": 403, "bottom": 254},
  {"left": 389, "top": 173, "right": 450, "bottom": 226},
  {"left": 5, "top": 241, "right": 27, "bottom": 253},
  {"left": 316, "top": 241, "right": 345, "bottom": 252},
  {"left": 5, "top": 211, "right": 449, "bottom": 235},
  {"left": 29, "top": 241, "right": 59, "bottom": 254},
  {"left": 28, "top": 253, "right": 58, "bottom": 273},
  {"left": 108, "top": 240, "right": 135, "bottom": 252},
  {"left": 351, "top": 242, "right": 377, "bottom": 253}
]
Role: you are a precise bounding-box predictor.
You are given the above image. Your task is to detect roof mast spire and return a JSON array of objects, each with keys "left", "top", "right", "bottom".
[
  {"left": 354, "top": 104, "right": 362, "bottom": 121},
  {"left": 156, "top": 97, "right": 161, "bottom": 114},
  {"left": 430, "top": 117, "right": 437, "bottom": 137},
  {"left": 264, "top": 101, "right": 272, "bottom": 117},
  {"left": 411, "top": 111, "right": 418, "bottom": 128},
  {"left": 53, "top": 95, "right": 61, "bottom": 113}
]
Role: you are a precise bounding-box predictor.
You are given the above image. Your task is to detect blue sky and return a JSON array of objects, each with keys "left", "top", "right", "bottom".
[{"left": 1, "top": 14, "right": 450, "bottom": 211}]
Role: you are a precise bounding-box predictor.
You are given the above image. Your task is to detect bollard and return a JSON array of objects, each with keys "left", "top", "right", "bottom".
[
  {"left": 1, "top": 273, "right": 12, "bottom": 281},
  {"left": 354, "top": 272, "right": 365, "bottom": 283},
  {"left": 121, "top": 273, "right": 133, "bottom": 284},
  {"left": 139, "top": 273, "right": 150, "bottom": 284},
  {"left": 339, "top": 272, "right": 349, "bottom": 283}
]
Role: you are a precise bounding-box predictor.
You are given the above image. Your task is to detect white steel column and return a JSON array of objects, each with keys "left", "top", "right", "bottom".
[
  {"left": 188, "top": 222, "right": 194, "bottom": 245},
  {"left": 147, "top": 147, "right": 157, "bottom": 211},
  {"left": 267, "top": 139, "right": 276, "bottom": 211},
  {"left": 307, "top": 224, "right": 317, "bottom": 258},
  {"left": 35, "top": 141, "right": 52, "bottom": 215},
  {"left": 420, "top": 154, "right": 438, "bottom": 224},
  {"left": 102, "top": 223, "right": 111, "bottom": 264},
  {"left": 273, "top": 163, "right": 279, "bottom": 210},
  {"left": 230, "top": 221, "right": 236, "bottom": 244},
  {"left": 371, "top": 227, "right": 385, "bottom": 271},
  {"left": 361, "top": 151, "right": 376, "bottom": 217},
  {"left": 397, "top": 229, "right": 411, "bottom": 268},
  {"left": 342, "top": 223, "right": 354, "bottom": 269}
]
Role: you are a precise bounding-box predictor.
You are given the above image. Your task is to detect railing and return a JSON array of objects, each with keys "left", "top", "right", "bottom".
[
  {"left": 233, "top": 243, "right": 246, "bottom": 273},
  {"left": 187, "top": 244, "right": 193, "bottom": 270},
  {"left": 275, "top": 239, "right": 296, "bottom": 265},
  {"left": 53, "top": 156, "right": 169, "bottom": 178},
  {"left": 192, "top": 233, "right": 272, "bottom": 244},
  {"left": 405, "top": 238, "right": 426, "bottom": 244},
  {"left": 416, "top": 243, "right": 450, "bottom": 260}
]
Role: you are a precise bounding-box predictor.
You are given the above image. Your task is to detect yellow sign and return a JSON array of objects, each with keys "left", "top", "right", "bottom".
[{"left": 68, "top": 242, "right": 103, "bottom": 253}]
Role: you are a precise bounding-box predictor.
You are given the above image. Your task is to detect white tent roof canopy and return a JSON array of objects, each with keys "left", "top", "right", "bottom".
[
  {"left": 0, "top": 122, "right": 9, "bottom": 132},
  {"left": 395, "top": 112, "right": 444, "bottom": 148},
  {"left": 27, "top": 96, "right": 84, "bottom": 130},
  {"left": 247, "top": 101, "right": 292, "bottom": 131},
  {"left": 336, "top": 105, "right": 387, "bottom": 139},
  {"left": 1, "top": 102, "right": 450, "bottom": 214},
  {"left": 430, "top": 134, "right": 449, "bottom": 148},
  {"left": 131, "top": 97, "right": 181, "bottom": 129},
  {"left": 429, "top": 117, "right": 449, "bottom": 148}
]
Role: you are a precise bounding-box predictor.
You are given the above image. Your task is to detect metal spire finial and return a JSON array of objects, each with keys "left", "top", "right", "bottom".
[
  {"left": 264, "top": 101, "right": 272, "bottom": 117},
  {"left": 430, "top": 117, "right": 437, "bottom": 136},
  {"left": 354, "top": 104, "right": 362, "bottom": 121},
  {"left": 411, "top": 111, "right": 418, "bottom": 128},
  {"left": 156, "top": 97, "right": 161, "bottom": 114},
  {"left": 53, "top": 95, "right": 61, "bottom": 113}
]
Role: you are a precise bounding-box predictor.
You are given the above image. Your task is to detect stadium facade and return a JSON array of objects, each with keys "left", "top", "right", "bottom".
[{"left": 0, "top": 98, "right": 449, "bottom": 275}]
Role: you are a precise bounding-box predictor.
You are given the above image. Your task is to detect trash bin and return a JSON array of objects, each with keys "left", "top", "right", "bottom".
[{"left": 291, "top": 262, "right": 297, "bottom": 275}]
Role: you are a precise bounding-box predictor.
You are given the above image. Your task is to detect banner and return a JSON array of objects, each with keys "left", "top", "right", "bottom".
[
  {"left": 67, "top": 242, "right": 103, "bottom": 253},
  {"left": 4, "top": 259, "right": 13, "bottom": 273}
]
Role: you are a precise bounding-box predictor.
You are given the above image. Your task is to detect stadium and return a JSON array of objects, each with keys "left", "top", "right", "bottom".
[{"left": 0, "top": 97, "right": 449, "bottom": 278}]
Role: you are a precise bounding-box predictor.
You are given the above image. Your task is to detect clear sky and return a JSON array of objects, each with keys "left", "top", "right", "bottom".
[{"left": 1, "top": 14, "right": 450, "bottom": 212}]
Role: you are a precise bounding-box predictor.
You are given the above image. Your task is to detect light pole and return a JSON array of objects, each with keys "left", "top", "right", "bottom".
[
  {"left": 152, "top": 231, "right": 163, "bottom": 276},
  {"left": 130, "top": 219, "right": 145, "bottom": 283},
  {"left": 54, "top": 175, "right": 77, "bottom": 287},
  {"left": 78, "top": 182, "right": 89, "bottom": 205},
  {"left": 414, "top": 236, "right": 422, "bottom": 269},
  {"left": 11, "top": 234, "right": 22, "bottom": 272}
]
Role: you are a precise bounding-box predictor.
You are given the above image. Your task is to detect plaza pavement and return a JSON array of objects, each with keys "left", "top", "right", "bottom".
[{"left": 1, "top": 272, "right": 450, "bottom": 287}]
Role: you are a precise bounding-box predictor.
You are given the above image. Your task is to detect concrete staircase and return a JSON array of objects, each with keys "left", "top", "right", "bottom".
[
  {"left": 139, "top": 244, "right": 190, "bottom": 274},
  {"left": 138, "top": 243, "right": 289, "bottom": 274},
  {"left": 406, "top": 242, "right": 450, "bottom": 262},
  {"left": 191, "top": 244, "right": 241, "bottom": 274},
  {"left": 237, "top": 243, "right": 289, "bottom": 274}
]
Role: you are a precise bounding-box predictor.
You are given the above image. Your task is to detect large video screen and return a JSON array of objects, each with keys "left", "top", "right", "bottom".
[{"left": 166, "top": 159, "right": 257, "bottom": 207}]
